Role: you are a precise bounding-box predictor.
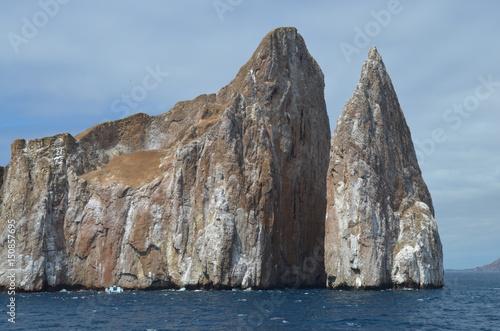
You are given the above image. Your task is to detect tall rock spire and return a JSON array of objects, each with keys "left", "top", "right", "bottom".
[{"left": 325, "top": 46, "right": 444, "bottom": 289}]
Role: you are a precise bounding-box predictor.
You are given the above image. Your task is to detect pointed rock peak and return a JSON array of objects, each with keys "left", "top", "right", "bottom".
[
  {"left": 359, "top": 46, "right": 388, "bottom": 83},
  {"left": 257, "top": 27, "right": 302, "bottom": 53},
  {"left": 339, "top": 45, "right": 419, "bottom": 178},
  {"left": 355, "top": 46, "right": 392, "bottom": 101},
  {"left": 326, "top": 46, "right": 444, "bottom": 290},
  {"left": 248, "top": 26, "right": 320, "bottom": 74},
  {"left": 220, "top": 27, "right": 323, "bottom": 103},
  {"left": 265, "top": 26, "right": 299, "bottom": 40},
  {"left": 367, "top": 45, "right": 382, "bottom": 61}
]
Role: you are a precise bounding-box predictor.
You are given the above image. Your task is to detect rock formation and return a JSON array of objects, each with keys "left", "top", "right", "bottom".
[
  {"left": 0, "top": 27, "right": 330, "bottom": 291},
  {"left": 474, "top": 258, "right": 500, "bottom": 272},
  {"left": 324, "top": 47, "right": 444, "bottom": 289}
]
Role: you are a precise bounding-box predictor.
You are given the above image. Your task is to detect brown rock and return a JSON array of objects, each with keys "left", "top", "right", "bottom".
[
  {"left": 324, "top": 47, "right": 444, "bottom": 290},
  {"left": 0, "top": 27, "right": 330, "bottom": 291}
]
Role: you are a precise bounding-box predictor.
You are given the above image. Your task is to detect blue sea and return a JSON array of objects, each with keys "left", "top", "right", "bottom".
[{"left": 1, "top": 271, "right": 499, "bottom": 330}]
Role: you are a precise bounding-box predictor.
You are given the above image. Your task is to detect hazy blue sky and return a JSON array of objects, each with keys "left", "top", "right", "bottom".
[{"left": 1, "top": 0, "right": 499, "bottom": 269}]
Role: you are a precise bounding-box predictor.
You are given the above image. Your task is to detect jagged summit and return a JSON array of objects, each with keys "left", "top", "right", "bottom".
[
  {"left": 325, "top": 47, "right": 444, "bottom": 290},
  {"left": 220, "top": 26, "right": 324, "bottom": 104},
  {"left": 248, "top": 27, "right": 313, "bottom": 67},
  {"left": 349, "top": 46, "right": 432, "bottom": 213},
  {"left": 367, "top": 45, "right": 382, "bottom": 61}
]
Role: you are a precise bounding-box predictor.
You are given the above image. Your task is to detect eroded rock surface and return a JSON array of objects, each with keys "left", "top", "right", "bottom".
[
  {"left": 0, "top": 27, "right": 330, "bottom": 291},
  {"left": 325, "top": 47, "right": 444, "bottom": 289}
]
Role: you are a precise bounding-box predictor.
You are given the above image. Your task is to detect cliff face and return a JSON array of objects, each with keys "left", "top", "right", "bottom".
[
  {"left": 324, "top": 47, "right": 444, "bottom": 289},
  {"left": 0, "top": 27, "right": 330, "bottom": 291}
]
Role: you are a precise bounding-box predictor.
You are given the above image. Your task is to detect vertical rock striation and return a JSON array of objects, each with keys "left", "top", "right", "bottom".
[
  {"left": 325, "top": 47, "right": 444, "bottom": 290},
  {"left": 0, "top": 27, "right": 330, "bottom": 291}
]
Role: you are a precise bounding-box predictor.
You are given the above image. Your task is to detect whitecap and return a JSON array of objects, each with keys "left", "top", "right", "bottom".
[
  {"left": 178, "top": 287, "right": 186, "bottom": 291},
  {"left": 237, "top": 314, "right": 248, "bottom": 317}
]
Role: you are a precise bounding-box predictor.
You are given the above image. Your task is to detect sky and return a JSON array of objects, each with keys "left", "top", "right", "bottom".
[{"left": 0, "top": 0, "right": 499, "bottom": 270}]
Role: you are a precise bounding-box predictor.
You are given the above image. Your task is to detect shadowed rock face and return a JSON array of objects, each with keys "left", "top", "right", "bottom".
[
  {"left": 325, "top": 47, "right": 444, "bottom": 290},
  {"left": 0, "top": 27, "right": 330, "bottom": 291}
]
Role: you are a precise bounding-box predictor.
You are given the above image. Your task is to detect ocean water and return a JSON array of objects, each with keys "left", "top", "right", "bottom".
[{"left": 1, "top": 271, "right": 499, "bottom": 330}]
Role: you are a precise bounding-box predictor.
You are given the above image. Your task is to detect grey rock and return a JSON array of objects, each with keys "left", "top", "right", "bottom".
[
  {"left": 474, "top": 258, "right": 500, "bottom": 272},
  {"left": 325, "top": 47, "right": 444, "bottom": 289}
]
